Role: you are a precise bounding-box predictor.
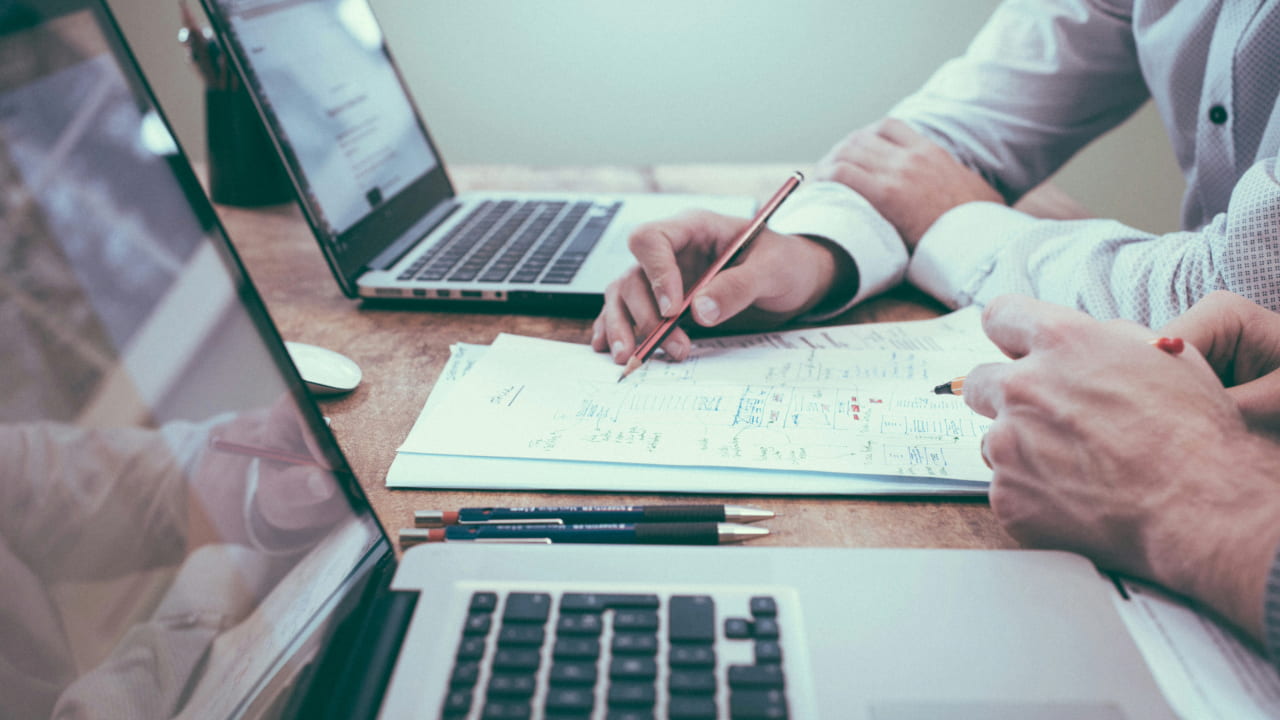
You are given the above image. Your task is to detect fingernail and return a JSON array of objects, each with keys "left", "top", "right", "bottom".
[
  {"left": 611, "top": 340, "right": 626, "bottom": 360},
  {"left": 693, "top": 295, "right": 720, "bottom": 324},
  {"left": 591, "top": 326, "right": 601, "bottom": 344},
  {"left": 657, "top": 294, "right": 672, "bottom": 316}
]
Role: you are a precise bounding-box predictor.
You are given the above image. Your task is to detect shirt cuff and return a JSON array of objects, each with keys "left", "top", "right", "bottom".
[
  {"left": 767, "top": 180, "right": 908, "bottom": 320},
  {"left": 907, "top": 201, "right": 1034, "bottom": 308}
]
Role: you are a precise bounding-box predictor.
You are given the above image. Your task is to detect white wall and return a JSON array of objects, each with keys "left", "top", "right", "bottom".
[{"left": 108, "top": 0, "right": 1184, "bottom": 232}]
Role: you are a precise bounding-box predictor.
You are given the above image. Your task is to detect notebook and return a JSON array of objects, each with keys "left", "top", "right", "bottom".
[
  {"left": 197, "top": 0, "right": 753, "bottom": 312},
  {"left": 0, "top": 2, "right": 1178, "bottom": 718}
]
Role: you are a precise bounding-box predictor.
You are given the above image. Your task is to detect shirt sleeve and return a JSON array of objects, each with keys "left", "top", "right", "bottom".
[
  {"left": 889, "top": 0, "right": 1149, "bottom": 203},
  {"left": 767, "top": 180, "right": 907, "bottom": 321},
  {"left": 1265, "top": 541, "right": 1280, "bottom": 672},
  {"left": 908, "top": 156, "right": 1280, "bottom": 327}
]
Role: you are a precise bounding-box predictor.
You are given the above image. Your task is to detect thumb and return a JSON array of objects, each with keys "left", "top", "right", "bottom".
[{"left": 689, "top": 263, "right": 775, "bottom": 327}]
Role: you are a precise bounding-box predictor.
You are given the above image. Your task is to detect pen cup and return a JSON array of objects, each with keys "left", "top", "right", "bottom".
[{"left": 205, "top": 84, "right": 293, "bottom": 207}]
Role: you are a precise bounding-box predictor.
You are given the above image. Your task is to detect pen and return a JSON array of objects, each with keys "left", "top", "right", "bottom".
[
  {"left": 618, "top": 171, "right": 805, "bottom": 381},
  {"left": 414, "top": 504, "right": 774, "bottom": 527},
  {"left": 209, "top": 438, "right": 327, "bottom": 468},
  {"left": 932, "top": 336, "right": 1186, "bottom": 396},
  {"left": 398, "top": 522, "right": 769, "bottom": 546}
]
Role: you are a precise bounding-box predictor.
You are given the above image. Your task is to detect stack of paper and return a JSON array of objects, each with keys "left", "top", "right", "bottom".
[{"left": 388, "top": 308, "right": 1007, "bottom": 495}]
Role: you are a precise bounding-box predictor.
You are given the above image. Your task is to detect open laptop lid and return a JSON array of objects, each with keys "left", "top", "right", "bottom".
[
  {"left": 0, "top": 1, "right": 393, "bottom": 716},
  {"left": 200, "top": 0, "right": 456, "bottom": 297}
]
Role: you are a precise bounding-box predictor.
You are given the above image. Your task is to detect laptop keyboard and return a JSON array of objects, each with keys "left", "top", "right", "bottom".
[
  {"left": 440, "top": 590, "right": 790, "bottom": 719},
  {"left": 398, "top": 200, "right": 621, "bottom": 286}
]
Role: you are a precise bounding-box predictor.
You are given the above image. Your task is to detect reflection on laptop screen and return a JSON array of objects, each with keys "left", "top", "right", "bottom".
[
  {"left": 215, "top": 0, "right": 438, "bottom": 239},
  {"left": 0, "top": 3, "right": 382, "bottom": 718}
]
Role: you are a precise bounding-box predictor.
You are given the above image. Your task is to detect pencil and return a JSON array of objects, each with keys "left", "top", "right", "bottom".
[
  {"left": 618, "top": 171, "right": 805, "bottom": 382},
  {"left": 932, "top": 336, "right": 1185, "bottom": 396},
  {"left": 209, "top": 438, "right": 326, "bottom": 468}
]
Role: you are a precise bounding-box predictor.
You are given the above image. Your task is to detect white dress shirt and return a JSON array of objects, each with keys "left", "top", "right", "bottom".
[{"left": 771, "top": 0, "right": 1280, "bottom": 328}]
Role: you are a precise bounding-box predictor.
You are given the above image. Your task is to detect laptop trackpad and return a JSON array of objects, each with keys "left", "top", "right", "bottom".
[{"left": 870, "top": 703, "right": 1126, "bottom": 720}]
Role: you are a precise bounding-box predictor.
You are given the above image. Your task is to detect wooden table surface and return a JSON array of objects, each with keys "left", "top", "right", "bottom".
[{"left": 215, "top": 165, "right": 1021, "bottom": 551}]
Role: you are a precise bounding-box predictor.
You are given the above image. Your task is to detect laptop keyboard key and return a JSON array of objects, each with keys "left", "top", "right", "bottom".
[
  {"left": 557, "top": 612, "right": 603, "bottom": 635},
  {"left": 549, "top": 661, "right": 598, "bottom": 686},
  {"left": 487, "top": 673, "right": 536, "bottom": 698},
  {"left": 669, "top": 596, "right": 716, "bottom": 644},
  {"left": 669, "top": 669, "right": 717, "bottom": 695},
  {"left": 498, "top": 624, "right": 546, "bottom": 646},
  {"left": 560, "top": 593, "right": 660, "bottom": 612},
  {"left": 668, "top": 645, "right": 715, "bottom": 668},
  {"left": 545, "top": 687, "right": 595, "bottom": 713},
  {"left": 610, "top": 656, "right": 658, "bottom": 681},
  {"left": 471, "top": 592, "right": 499, "bottom": 612},
  {"left": 612, "top": 632, "right": 658, "bottom": 655},
  {"left": 607, "top": 680, "right": 657, "bottom": 706},
  {"left": 728, "top": 664, "right": 785, "bottom": 688},
  {"left": 749, "top": 596, "right": 777, "bottom": 617},
  {"left": 668, "top": 695, "right": 717, "bottom": 719},
  {"left": 481, "top": 699, "right": 531, "bottom": 719},
  {"left": 754, "top": 640, "right": 783, "bottom": 664},
  {"left": 730, "top": 689, "right": 789, "bottom": 719},
  {"left": 493, "top": 648, "right": 542, "bottom": 673},
  {"left": 553, "top": 636, "right": 601, "bottom": 660},
  {"left": 606, "top": 711, "right": 654, "bottom": 720},
  {"left": 503, "top": 592, "right": 551, "bottom": 623}
]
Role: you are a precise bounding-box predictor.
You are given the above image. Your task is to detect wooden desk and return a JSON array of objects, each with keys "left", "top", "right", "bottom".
[{"left": 216, "top": 165, "right": 1019, "bottom": 551}]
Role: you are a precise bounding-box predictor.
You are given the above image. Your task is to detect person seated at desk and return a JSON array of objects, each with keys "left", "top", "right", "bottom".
[
  {"left": 591, "top": 0, "right": 1280, "bottom": 362},
  {"left": 962, "top": 291, "right": 1280, "bottom": 670}
]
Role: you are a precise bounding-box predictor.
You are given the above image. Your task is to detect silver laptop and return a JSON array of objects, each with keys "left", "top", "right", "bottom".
[
  {"left": 198, "top": 0, "right": 753, "bottom": 311},
  {"left": 0, "top": 3, "right": 1174, "bottom": 717}
]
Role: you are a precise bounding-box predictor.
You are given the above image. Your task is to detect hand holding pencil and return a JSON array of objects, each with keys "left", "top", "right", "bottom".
[{"left": 593, "top": 173, "right": 855, "bottom": 368}]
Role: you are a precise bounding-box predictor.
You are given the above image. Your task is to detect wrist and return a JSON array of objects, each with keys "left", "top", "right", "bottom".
[
  {"left": 1148, "top": 432, "right": 1280, "bottom": 642},
  {"left": 796, "top": 234, "right": 858, "bottom": 317}
]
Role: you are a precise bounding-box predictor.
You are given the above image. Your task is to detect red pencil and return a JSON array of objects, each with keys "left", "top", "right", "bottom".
[{"left": 618, "top": 171, "right": 805, "bottom": 382}]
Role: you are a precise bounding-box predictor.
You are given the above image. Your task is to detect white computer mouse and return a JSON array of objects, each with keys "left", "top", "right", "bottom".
[{"left": 284, "top": 341, "right": 362, "bottom": 396}]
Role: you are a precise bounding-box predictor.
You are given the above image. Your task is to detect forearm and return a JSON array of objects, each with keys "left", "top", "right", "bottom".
[
  {"left": 890, "top": 0, "right": 1147, "bottom": 202},
  {"left": 0, "top": 422, "right": 200, "bottom": 581},
  {"left": 910, "top": 157, "right": 1280, "bottom": 326},
  {"left": 1146, "top": 432, "right": 1280, "bottom": 650}
]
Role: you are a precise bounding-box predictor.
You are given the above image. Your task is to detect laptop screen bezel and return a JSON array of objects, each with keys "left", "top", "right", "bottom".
[
  {"left": 0, "top": 1, "right": 398, "bottom": 714},
  {"left": 199, "top": 0, "right": 456, "bottom": 298}
]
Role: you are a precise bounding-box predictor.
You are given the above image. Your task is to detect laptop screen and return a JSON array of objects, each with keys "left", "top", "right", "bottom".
[
  {"left": 0, "top": 1, "right": 385, "bottom": 717},
  {"left": 206, "top": 0, "right": 455, "bottom": 294}
]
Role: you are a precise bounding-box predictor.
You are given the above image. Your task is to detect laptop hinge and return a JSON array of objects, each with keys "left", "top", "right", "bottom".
[
  {"left": 290, "top": 550, "right": 419, "bottom": 720},
  {"left": 326, "top": 588, "right": 419, "bottom": 720},
  {"left": 366, "top": 199, "right": 460, "bottom": 272}
]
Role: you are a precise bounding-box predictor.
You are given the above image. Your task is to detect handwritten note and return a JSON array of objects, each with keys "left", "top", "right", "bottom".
[{"left": 398, "top": 310, "right": 1003, "bottom": 486}]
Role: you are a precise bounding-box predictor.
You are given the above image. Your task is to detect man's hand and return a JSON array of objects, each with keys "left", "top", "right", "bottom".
[
  {"left": 962, "top": 294, "right": 1280, "bottom": 644},
  {"left": 191, "top": 397, "right": 347, "bottom": 550},
  {"left": 1161, "top": 290, "right": 1280, "bottom": 437},
  {"left": 816, "top": 118, "right": 1003, "bottom": 249},
  {"left": 592, "top": 210, "right": 853, "bottom": 364}
]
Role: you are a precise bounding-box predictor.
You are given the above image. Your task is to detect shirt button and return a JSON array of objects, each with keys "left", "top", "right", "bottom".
[{"left": 1208, "top": 104, "right": 1228, "bottom": 125}]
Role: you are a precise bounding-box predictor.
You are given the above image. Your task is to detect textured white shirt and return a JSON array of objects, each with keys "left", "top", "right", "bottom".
[{"left": 772, "top": 0, "right": 1280, "bottom": 328}]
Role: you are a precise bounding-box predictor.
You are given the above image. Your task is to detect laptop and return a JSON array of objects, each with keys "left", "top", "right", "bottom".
[
  {"left": 196, "top": 0, "right": 753, "bottom": 311},
  {"left": 0, "top": 2, "right": 1176, "bottom": 718}
]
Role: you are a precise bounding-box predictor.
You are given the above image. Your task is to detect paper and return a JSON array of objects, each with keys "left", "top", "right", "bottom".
[
  {"left": 391, "top": 310, "right": 1003, "bottom": 494},
  {"left": 1112, "top": 579, "right": 1280, "bottom": 718}
]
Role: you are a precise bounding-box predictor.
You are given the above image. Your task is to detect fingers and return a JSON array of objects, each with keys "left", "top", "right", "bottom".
[
  {"left": 628, "top": 210, "right": 749, "bottom": 317},
  {"left": 979, "top": 294, "right": 1096, "bottom": 359},
  {"left": 1160, "top": 290, "right": 1280, "bottom": 384},
  {"left": 593, "top": 269, "right": 691, "bottom": 365},
  {"left": 961, "top": 361, "right": 1013, "bottom": 419},
  {"left": 1227, "top": 369, "right": 1280, "bottom": 430}
]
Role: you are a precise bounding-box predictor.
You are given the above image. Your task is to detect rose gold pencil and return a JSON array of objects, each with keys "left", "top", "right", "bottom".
[{"left": 618, "top": 171, "right": 805, "bottom": 382}]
